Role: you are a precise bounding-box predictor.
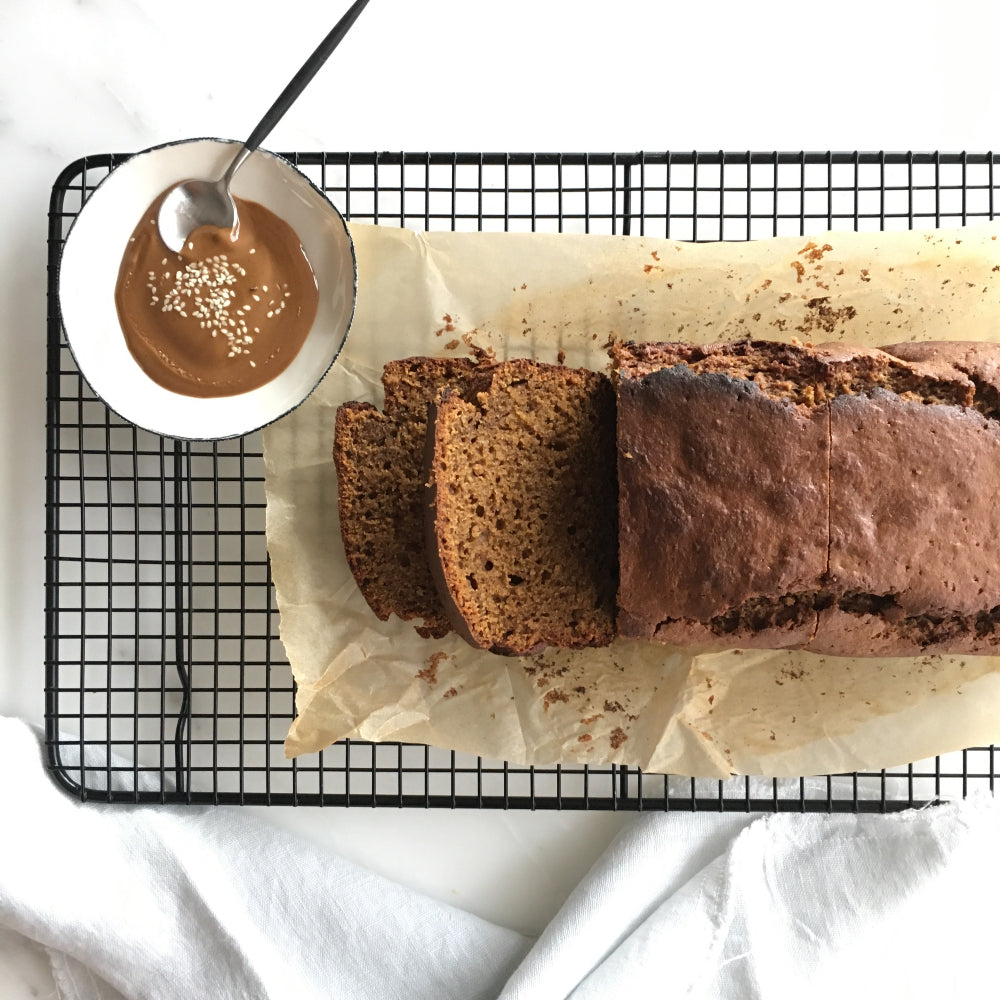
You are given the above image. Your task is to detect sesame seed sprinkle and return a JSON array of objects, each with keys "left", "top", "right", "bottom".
[{"left": 141, "top": 250, "right": 275, "bottom": 358}]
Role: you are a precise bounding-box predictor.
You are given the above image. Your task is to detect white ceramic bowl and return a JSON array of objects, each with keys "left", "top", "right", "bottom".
[{"left": 58, "top": 138, "right": 357, "bottom": 440}]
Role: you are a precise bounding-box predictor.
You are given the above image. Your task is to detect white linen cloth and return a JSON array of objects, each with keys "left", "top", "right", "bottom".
[{"left": 1, "top": 713, "right": 998, "bottom": 1000}]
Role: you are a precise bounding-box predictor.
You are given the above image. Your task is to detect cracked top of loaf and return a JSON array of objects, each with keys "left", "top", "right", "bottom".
[{"left": 613, "top": 338, "right": 1000, "bottom": 656}]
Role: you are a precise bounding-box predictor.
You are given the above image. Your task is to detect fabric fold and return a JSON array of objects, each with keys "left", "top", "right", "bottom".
[
  {"left": 4, "top": 714, "right": 1000, "bottom": 1000},
  {"left": 0, "top": 718, "right": 529, "bottom": 1000}
]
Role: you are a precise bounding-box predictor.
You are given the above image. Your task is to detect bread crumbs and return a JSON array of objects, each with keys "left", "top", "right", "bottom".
[
  {"left": 543, "top": 689, "right": 570, "bottom": 711},
  {"left": 417, "top": 651, "right": 448, "bottom": 685}
]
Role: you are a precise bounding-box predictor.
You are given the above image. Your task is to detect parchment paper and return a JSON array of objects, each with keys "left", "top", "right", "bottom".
[{"left": 263, "top": 221, "right": 1000, "bottom": 777}]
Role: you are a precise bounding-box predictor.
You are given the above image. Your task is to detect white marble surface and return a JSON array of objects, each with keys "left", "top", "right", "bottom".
[{"left": 1, "top": 0, "right": 999, "bottom": 993}]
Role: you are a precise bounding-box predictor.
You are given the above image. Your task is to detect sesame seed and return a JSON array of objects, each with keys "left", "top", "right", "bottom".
[
  {"left": 249, "top": 248, "right": 256, "bottom": 255},
  {"left": 141, "top": 247, "right": 272, "bottom": 353},
  {"left": 249, "top": 360, "right": 256, "bottom": 367}
]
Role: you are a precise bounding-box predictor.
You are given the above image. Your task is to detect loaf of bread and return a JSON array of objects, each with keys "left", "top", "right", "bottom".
[
  {"left": 614, "top": 338, "right": 1000, "bottom": 656},
  {"left": 424, "top": 359, "right": 618, "bottom": 655},
  {"left": 333, "top": 357, "right": 479, "bottom": 638},
  {"left": 336, "top": 339, "right": 1000, "bottom": 658}
]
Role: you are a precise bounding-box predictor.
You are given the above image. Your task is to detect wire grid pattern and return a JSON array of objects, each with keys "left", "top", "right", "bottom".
[{"left": 46, "top": 150, "right": 1000, "bottom": 810}]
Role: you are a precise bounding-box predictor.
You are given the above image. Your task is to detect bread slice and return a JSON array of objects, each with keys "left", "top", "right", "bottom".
[
  {"left": 334, "top": 357, "right": 479, "bottom": 638},
  {"left": 425, "top": 360, "right": 618, "bottom": 655}
]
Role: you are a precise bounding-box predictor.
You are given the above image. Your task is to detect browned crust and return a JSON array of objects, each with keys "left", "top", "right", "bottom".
[
  {"left": 615, "top": 338, "right": 1000, "bottom": 657},
  {"left": 616, "top": 352, "right": 830, "bottom": 641}
]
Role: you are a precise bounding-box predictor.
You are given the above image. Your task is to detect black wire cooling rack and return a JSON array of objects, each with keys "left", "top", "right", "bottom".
[{"left": 46, "top": 150, "right": 1000, "bottom": 810}]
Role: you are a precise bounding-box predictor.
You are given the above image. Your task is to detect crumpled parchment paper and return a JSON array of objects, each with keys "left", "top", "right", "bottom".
[{"left": 263, "top": 221, "right": 1000, "bottom": 777}]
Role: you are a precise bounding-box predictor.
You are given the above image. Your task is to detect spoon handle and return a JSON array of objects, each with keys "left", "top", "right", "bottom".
[{"left": 242, "top": 0, "right": 372, "bottom": 156}]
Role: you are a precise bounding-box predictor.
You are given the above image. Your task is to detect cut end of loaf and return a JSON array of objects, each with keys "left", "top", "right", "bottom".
[{"left": 425, "top": 360, "right": 618, "bottom": 656}]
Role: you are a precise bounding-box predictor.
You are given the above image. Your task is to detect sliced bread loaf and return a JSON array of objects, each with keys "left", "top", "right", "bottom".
[{"left": 425, "top": 360, "right": 618, "bottom": 655}]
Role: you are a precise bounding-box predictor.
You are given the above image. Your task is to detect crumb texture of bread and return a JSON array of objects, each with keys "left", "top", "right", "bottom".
[
  {"left": 615, "top": 338, "right": 1000, "bottom": 656},
  {"left": 334, "top": 357, "right": 478, "bottom": 638},
  {"left": 426, "top": 360, "right": 618, "bottom": 655}
]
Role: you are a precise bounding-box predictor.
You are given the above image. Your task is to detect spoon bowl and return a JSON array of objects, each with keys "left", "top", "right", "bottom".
[{"left": 157, "top": 176, "right": 238, "bottom": 252}]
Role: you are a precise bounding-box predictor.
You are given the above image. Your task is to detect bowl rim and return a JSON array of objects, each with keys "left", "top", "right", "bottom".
[{"left": 57, "top": 136, "right": 358, "bottom": 441}]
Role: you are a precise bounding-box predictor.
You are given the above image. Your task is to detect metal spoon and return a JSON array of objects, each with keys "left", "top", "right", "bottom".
[{"left": 157, "top": 0, "right": 371, "bottom": 253}]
